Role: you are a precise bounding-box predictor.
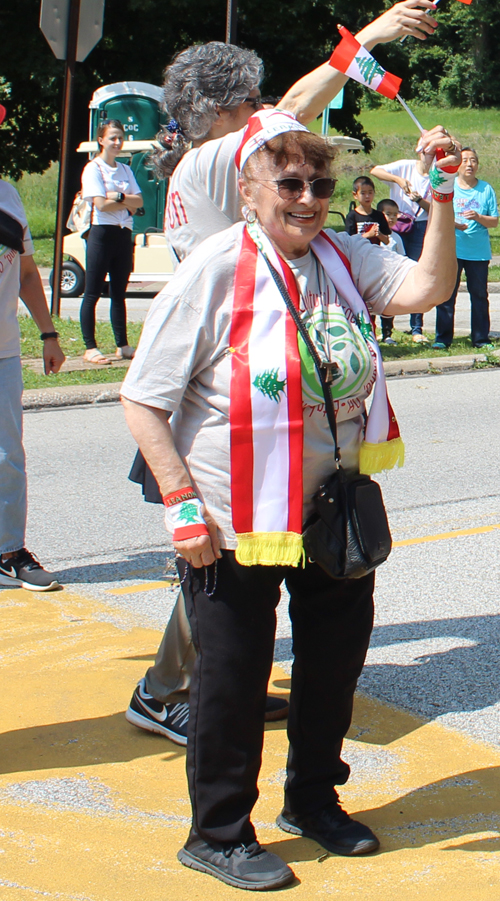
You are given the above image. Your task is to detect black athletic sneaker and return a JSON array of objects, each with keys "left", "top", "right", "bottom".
[
  {"left": 0, "top": 549, "right": 60, "bottom": 591},
  {"left": 178, "top": 835, "right": 294, "bottom": 890},
  {"left": 125, "top": 678, "right": 189, "bottom": 746},
  {"left": 277, "top": 801, "right": 380, "bottom": 856}
]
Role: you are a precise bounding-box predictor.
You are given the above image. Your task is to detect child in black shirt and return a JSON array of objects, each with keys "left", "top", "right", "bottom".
[{"left": 344, "top": 177, "right": 391, "bottom": 246}]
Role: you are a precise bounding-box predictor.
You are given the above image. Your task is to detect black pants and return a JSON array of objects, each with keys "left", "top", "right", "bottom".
[
  {"left": 80, "top": 225, "right": 133, "bottom": 349},
  {"left": 435, "top": 259, "right": 490, "bottom": 347},
  {"left": 181, "top": 551, "right": 375, "bottom": 845}
]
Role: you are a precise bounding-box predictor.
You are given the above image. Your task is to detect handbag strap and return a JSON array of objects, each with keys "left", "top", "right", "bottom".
[{"left": 261, "top": 251, "right": 341, "bottom": 465}]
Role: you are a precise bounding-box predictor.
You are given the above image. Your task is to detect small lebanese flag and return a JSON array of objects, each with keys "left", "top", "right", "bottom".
[{"left": 329, "top": 26, "right": 402, "bottom": 100}]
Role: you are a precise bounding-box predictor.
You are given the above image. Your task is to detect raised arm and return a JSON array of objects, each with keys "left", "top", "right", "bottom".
[
  {"left": 384, "top": 129, "right": 462, "bottom": 315},
  {"left": 279, "top": 0, "right": 438, "bottom": 124},
  {"left": 370, "top": 165, "right": 411, "bottom": 194}
]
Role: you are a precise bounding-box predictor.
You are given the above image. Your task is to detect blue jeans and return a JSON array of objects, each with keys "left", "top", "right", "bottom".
[
  {"left": 435, "top": 259, "right": 490, "bottom": 347},
  {"left": 402, "top": 219, "right": 428, "bottom": 334},
  {"left": 0, "top": 356, "right": 26, "bottom": 554}
]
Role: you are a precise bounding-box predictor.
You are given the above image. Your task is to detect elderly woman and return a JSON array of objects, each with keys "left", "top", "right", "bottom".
[
  {"left": 128, "top": 0, "right": 441, "bottom": 744},
  {"left": 121, "top": 110, "right": 460, "bottom": 891}
]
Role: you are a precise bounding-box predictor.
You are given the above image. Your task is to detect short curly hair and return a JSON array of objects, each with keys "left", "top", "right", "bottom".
[{"left": 148, "top": 42, "right": 263, "bottom": 178}]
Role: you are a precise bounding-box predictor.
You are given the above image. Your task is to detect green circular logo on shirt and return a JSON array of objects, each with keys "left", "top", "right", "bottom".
[{"left": 299, "top": 307, "right": 372, "bottom": 404}]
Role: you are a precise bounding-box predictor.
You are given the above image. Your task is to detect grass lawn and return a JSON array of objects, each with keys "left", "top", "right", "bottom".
[
  {"left": 19, "top": 316, "right": 144, "bottom": 358},
  {"left": 18, "top": 314, "right": 500, "bottom": 393},
  {"left": 22, "top": 366, "right": 128, "bottom": 391}
]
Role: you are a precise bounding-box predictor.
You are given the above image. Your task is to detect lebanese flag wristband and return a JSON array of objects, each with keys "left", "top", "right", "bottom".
[
  {"left": 163, "top": 491, "right": 209, "bottom": 542},
  {"left": 429, "top": 149, "right": 459, "bottom": 202},
  {"left": 162, "top": 486, "right": 198, "bottom": 507}
]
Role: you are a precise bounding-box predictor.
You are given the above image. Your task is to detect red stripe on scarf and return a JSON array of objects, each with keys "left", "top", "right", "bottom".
[
  {"left": 230, "top": 230, "right": 258, "bottom": 533},
  {"left": 387, "top": 399, "right": 401, "bottom": 441},
  {"left": 378, "top": 72, "right": 402, "bottom": 101},
  {"left": 329, "top": 27, "right": 359, "bottom": 73},
  {"left": 277, "top": 257, "right": 304, "bottom": 534},
  {"left": 319, "top": 229, "right": 353, "bottom": 276}
]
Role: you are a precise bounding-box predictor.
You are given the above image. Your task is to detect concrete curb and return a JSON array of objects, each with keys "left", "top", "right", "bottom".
[
  {"left": 23, "top": 383, "right": 123, "bottom": 410},
  {"left": 383, "top": 352, "right": 499, "bottom": 378},
  {"left": 21, "top": 352, "right": 500, "bottom": 410}
]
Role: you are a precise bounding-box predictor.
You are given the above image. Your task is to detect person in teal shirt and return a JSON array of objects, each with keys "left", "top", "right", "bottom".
[{"left": 434, "top": 147, "right": 498, "bottom": 348}]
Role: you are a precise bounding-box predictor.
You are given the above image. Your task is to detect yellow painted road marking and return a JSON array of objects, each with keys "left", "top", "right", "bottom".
[
  {"left": 106, "top": 579, "right": 178, "bottom": 595},
  {"left": 0, "top": 586, "right": 499, "bottom": 900},
  {"left": 394, "top": 522, "right": 500, "bottom": 548}
]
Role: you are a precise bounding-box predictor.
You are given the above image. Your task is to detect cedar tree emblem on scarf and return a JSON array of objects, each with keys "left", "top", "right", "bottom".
[{"left": 253, "top": 368, "right": 287, "bottom": 402}]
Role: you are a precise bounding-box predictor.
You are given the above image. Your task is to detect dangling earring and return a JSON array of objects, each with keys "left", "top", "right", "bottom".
[{"left": 245, "top": 208, "right": 257, "bottom": 223}]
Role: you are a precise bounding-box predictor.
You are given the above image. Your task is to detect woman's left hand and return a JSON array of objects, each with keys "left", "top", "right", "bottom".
[{"left": 417, "top": 126, "right": 462, "bottom": 170}]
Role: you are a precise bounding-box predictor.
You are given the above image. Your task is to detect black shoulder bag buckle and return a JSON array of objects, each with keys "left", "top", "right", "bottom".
[{"left": 262, "top": 252, "right": 392, "bottom": 580}]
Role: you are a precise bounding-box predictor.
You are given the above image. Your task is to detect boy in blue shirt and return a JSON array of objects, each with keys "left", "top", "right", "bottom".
[{"left": 434, "top": 148, "right": 498, "bottom": 348}]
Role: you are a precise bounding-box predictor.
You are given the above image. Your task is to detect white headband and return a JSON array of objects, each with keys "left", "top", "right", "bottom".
[{"left": 235, "top": 108, "right": 309, "bottom": 171}]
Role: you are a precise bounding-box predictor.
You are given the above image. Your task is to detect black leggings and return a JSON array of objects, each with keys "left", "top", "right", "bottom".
[{"left": 80, "top": 225, "right": 133, "bottom": 349}]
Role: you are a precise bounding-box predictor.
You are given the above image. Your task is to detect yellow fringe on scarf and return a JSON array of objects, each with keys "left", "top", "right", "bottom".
[
  {"left": 235, "top": 532, "right": 305, "bottom": 567},
  {"left": 359, "top": 437, "right": 405, "bottom": 475}
]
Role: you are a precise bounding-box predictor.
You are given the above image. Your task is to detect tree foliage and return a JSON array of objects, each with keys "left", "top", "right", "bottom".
[{"left": 0, "top": 0, "right": 497, "bottom": 182}]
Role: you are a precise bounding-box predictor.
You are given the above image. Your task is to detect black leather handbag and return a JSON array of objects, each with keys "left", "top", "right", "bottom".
[{"left": 263, "top": 253, "right": 392, "bottom": 580}]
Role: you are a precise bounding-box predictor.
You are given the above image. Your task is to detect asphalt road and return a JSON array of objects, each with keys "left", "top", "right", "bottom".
[{"left": 23, "top": 368, "right": 500, "bottom": 749}]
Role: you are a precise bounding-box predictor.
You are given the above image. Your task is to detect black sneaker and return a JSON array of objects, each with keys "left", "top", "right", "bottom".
[
  {"left": 125, "top": 678, "right": 189, "bottom": 746},
  {"left": 0, "top": 549, "right": 60, "bottom": 591},
  {"left": 178, "top": 836, "right": 294, "bottom": 890},
  {"left": 277, "top": 801, "right": 379, "bottom": 856},
  {"left": 264, "top": 695, "right": 288, "bottom": 722}
]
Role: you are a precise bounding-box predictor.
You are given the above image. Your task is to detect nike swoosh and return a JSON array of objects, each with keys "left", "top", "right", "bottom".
[
  {"left": 137, "top": 695, "right": 167, "bottom": 723},
  {"left": 0, "top": 565, "right": 16, "bottom": 577}
]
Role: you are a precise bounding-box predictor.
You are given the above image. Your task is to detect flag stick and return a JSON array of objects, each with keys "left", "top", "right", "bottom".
[{"left": 395, "top": 93, "right": 425, "bottom": 133}]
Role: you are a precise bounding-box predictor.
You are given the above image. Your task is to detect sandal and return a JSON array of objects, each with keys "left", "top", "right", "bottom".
[
  {"left": 116, "top": 345, "right": 135, "bottom": 360},
  {"left": 84, "top": 348, "right": 111, "bottom": 365}
]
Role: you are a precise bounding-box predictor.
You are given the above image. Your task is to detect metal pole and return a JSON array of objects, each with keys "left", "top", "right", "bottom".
[
  {"left": 51, "top": 0, "right": 81, "bottom": 317},
  {"left": 225, "top": 0, "right": 237, "bottom": 44}
]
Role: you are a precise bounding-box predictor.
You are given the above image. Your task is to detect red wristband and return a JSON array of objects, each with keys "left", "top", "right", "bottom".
[
  {"left": 431, "top": 190, "right": 454, "bottom": 204},
  {"left": 173, "top": 523, "right": 210, "bottom": 541},
  {"left": 162, "top": 486, "right": 198, "bottom": 507}
]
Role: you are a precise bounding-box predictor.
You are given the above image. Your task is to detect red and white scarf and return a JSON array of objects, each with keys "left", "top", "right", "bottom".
[{"left": 229, "top": 223, "right": 404, "bottom": 567}]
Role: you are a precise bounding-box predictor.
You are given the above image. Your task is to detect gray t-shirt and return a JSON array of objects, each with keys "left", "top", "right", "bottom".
[
  {"left": 0, "top": 180, "right": 35, "bottom": 359},
  {"left": 165, "top": 130, "right": 243, "bottom": 263},
  {"left": 122, "top": 223, "right": 415, "bottom": 548}
]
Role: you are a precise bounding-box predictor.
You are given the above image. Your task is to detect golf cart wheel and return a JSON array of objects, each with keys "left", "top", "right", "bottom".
[{"left": 49, "top": 261, "right": 86, "bottom": 297}]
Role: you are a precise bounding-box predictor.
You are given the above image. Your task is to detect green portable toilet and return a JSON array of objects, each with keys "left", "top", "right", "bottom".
[{"left": 89, "top": 81, "right": 167, "bottom": 236}]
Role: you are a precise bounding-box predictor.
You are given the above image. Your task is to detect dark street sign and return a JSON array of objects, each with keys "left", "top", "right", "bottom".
[{"left": 40, "top": 0, "right": 105, "bottom": 62}]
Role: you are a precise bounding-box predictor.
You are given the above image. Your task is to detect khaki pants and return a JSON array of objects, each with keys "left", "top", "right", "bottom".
[{"left": 144, "top": 592, "right": 195, "bottom": 704}]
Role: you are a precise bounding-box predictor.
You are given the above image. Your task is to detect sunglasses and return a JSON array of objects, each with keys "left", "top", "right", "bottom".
[
  {"left": 267, "top": 177, "right": 337, "bottom": 201},
  {"left": 243, "top": 95, "right": 263, "bottom": 110}
]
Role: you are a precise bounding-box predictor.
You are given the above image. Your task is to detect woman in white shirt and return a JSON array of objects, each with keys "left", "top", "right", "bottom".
[{"left": 80, "top": 119, "right": 143, "bottom": 363}]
